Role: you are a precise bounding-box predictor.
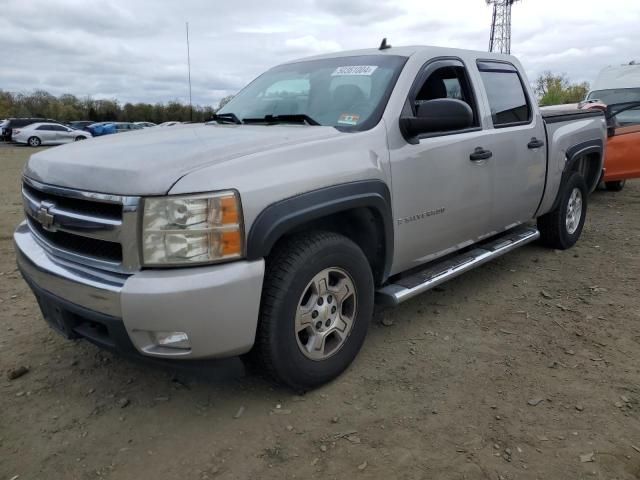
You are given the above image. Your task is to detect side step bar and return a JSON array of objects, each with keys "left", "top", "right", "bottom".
[{"left": 376, "top": 226, "right": 540, "bottom": 306}]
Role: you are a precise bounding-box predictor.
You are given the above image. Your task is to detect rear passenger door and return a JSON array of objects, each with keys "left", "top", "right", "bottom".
[{"left": 475, "top": 61, "right": 546, "bottom": 231}]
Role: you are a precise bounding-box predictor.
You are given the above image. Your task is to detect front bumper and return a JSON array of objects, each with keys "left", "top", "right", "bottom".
[{"left": 14, "top": 221, "right": 265, "bottom": 359}]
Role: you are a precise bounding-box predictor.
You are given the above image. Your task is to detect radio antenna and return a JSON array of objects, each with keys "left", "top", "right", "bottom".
[{"left": 186, "top": 22, "right": 193, "bottom": 121}]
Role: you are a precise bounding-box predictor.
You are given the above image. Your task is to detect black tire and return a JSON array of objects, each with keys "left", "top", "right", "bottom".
[
  {"left": 27, "top": 136, "right": 41, "bottom": 147},
  {"left": 255, "top": 231, "right": 374, "bottom": 390},
  {"left": 74, "top": 136, "right": 86, "bottom": 141},
  {"left": 537, "top": 172, "right": 588, "bottom": 250},
  {"left": 605, "top": 180, "right": 625, "bottom": 192}
]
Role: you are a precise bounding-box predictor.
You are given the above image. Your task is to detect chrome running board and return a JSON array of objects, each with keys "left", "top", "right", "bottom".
[{"left": 376, "top": 226, "right": 540, "bottom": 306}]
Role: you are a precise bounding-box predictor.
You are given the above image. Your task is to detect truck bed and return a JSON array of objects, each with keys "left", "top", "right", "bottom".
[{"left": 535, "top": 108, "right": 606, "bottom": 216}]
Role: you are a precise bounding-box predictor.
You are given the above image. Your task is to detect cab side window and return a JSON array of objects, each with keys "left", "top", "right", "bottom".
[
  {"left": 413, "top": 65, "right": 479, "bottom": 127},
  {"left": 477, "top": 61, "right": 531, "bottom": 127}
]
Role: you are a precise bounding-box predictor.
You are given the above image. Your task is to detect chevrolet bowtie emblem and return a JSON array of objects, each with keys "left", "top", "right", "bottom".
[{"left": 36, "top": 201, "right": 56, "bottom": 231}]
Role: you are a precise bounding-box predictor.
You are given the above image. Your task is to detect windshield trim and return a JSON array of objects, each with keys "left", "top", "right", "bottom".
[{"left": 217, "top": 54, "right": 409, "bottom": 133}]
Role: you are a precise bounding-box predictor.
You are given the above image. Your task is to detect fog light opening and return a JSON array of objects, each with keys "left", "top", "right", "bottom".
[{"left": 152, "top": 331, "right": 191, "bottom": 350}]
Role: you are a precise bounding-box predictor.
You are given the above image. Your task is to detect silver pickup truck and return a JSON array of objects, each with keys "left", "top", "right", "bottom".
[{"left": 15, "top": 45, "right": 606, "bottom": 389}]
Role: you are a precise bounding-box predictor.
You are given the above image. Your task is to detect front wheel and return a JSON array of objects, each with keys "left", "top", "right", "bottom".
[
  {"left": 605, "top": 180, "right": 625, "bottom": 192},
  {"left": 255, "top": 231, "right": 374, "bottom": 390},
  {"left": 27, "top": 136, "right": 41, "bottom": 147},
  {"left": 537, "top": 172, "right": 588, "bottom": 250},
  {"left": 74, "top": 136, "right": 86, "bottom": 142}
]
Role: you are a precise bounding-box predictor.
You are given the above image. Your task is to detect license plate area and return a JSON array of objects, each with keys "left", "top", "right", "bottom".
[{"left": 36, "top": 295, "right": 79, "bottom": 339}]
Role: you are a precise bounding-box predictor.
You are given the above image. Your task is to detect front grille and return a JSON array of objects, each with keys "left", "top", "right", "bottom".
[
  {"left": 23, "top": 183, "right": 122, "bottom": 219},
  {"left": 29, "top": 218, "right": 122, "bottom": 263},
  {"left": 22, "top": 178, "right": 140, "bottom": 272}
]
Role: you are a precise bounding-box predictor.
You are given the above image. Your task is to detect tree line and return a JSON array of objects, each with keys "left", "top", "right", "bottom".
[{"left": 0, "top": 90, "right": 235, "bottom": 123}]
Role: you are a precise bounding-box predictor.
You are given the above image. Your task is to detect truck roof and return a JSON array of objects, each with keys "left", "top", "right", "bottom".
[{"left": 285, "top": 45, "right": 517, "bottom": 64}]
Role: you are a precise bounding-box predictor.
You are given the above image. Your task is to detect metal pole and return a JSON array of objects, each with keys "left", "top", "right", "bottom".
[
  {"left": 186, "top": 22, "right": 193, "bottom": 121},
  {"left": 487, "top": 0, "right": 518, "bottom": 54},
  {"left": 489, "top": 4, "right": 497, "bottom": 52}
]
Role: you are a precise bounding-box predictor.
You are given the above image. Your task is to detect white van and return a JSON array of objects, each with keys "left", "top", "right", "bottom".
[{"left": 586, "top": 63, "right": 640, "bottom": 123}]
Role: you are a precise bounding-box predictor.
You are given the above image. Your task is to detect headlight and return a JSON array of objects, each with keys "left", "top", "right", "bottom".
[{"left": 142, "top": 191, "right": 243, "bottom": 266}]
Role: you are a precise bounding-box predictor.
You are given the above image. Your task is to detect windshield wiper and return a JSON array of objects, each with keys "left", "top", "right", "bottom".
[
  {"left": 209, "top": 113, "right": 242, "bottom": 125},
  {"left": 242, "top": 114, "right": 320, "bottom": 126}
]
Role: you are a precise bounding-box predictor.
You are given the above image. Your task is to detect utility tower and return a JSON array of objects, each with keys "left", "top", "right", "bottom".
[{"left": 487, "top": 0, "right": 519, "bottom": 54}]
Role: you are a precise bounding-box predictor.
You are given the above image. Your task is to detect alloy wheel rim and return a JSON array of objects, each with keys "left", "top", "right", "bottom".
[
  {"left": 294, "top": 267, "right": 357, "bottom": 361},
  {"left": 565, "top": 187, "right": 582, "bottom": 235}
]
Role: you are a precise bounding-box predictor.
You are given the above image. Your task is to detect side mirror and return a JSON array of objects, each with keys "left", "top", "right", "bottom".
[{"left": 400, "top": 98, "right": 473, "bottom": 139}]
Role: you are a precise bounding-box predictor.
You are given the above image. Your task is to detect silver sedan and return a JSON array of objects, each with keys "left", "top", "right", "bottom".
[{"left": 13, "top": 122, "right": 92, "bottom": 147}]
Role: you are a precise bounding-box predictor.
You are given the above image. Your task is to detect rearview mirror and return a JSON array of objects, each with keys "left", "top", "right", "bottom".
[{"left": 400, "top": 98, "right": 473, "bottom": 139}]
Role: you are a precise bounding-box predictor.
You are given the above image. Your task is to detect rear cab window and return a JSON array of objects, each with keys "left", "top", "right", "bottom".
[{"left": 476, "top": 61, "right": 532, "bottom": 127}]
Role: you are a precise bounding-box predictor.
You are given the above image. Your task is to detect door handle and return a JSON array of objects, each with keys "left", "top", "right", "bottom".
[
  {"left": 527, "top": 137, "right": 545, "bottom": 149},
  {"left": 470, "top": 147, "right": 493, "bottom": 161}
]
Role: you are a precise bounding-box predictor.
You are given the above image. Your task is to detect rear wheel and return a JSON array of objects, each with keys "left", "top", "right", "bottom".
[
  {"left": 537, "top": 172, "right": 588, "bottom": 250},
  {"left": 27, "top": 136, "right": 41, "bottom": 147},
  {"left": 605, "top": 180, "right": 625, "bottom": 192},
  {"left": 255, "top": 231, "right": 374, "bottom": 390}
]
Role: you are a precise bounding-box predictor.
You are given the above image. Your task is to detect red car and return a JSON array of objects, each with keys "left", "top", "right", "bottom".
[{"left": 580, "top": 100, "right": 640, "bottom": 191}]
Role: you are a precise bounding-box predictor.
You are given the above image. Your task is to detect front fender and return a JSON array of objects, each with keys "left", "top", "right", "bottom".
[{"left": 246, "top": 180, "right": 394, "bottom": 281}]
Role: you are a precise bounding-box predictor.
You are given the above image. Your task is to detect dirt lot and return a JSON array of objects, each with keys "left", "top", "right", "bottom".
[{"left": 1, "top": 144, "right": 639, "bottom": 480}]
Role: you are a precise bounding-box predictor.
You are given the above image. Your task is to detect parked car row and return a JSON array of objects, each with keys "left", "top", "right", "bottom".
[
  {"left": 0, "top": 118, "right": 178, "bottom": 145},
  {"left": 1, "top": 117, "right": 58, "bottom": 142},
  {"left": 1, "top": 117, "right": 206, "bottom": 145},
  {"left": 84, "top": 122, "right": 145, "bottom": 137}
]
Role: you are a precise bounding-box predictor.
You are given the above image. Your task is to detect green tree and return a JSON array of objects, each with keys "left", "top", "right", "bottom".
[
  {"left": 0, "top": 90, "right": 16, "bottom": 118},
  {"left": 535, "top": 72, "right": 590, "bottom": 106}
]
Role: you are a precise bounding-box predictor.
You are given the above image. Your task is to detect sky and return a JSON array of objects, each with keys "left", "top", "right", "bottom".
[{"left": 1, "top": 0, "right": 639, "bottom": 108}]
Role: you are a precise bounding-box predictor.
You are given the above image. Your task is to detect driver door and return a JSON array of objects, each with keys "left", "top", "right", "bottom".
[{"left": 389, "top": 59, "right": 496, "bottom": 273}]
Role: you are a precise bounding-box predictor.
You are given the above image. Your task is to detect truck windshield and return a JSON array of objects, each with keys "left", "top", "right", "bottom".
[
  {"left": 588, "top": 88, "right": 640, "bottom": 104},
  {"left": 588, "top": 88, "right": 640, "bottom": 125},
  {"left": 216, "top": 55, "right": 407, "bottom": 130}
]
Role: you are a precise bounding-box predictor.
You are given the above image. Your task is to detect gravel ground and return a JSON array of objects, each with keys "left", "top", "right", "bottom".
[{"left": 1, "top": 145, "right": 639, "bottom": 479}]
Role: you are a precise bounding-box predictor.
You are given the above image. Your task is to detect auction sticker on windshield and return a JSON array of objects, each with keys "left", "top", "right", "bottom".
[
  {"left": 332, "top": 65, "right": 378, "bottom": 76},
  {"left": 337, "top": 114, "right": 360, "bottom": 125}
]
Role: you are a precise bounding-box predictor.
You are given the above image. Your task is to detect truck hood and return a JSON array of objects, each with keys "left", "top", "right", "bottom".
[{"left": 24, "top": 124, "right": 342, "bottom": 195}]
